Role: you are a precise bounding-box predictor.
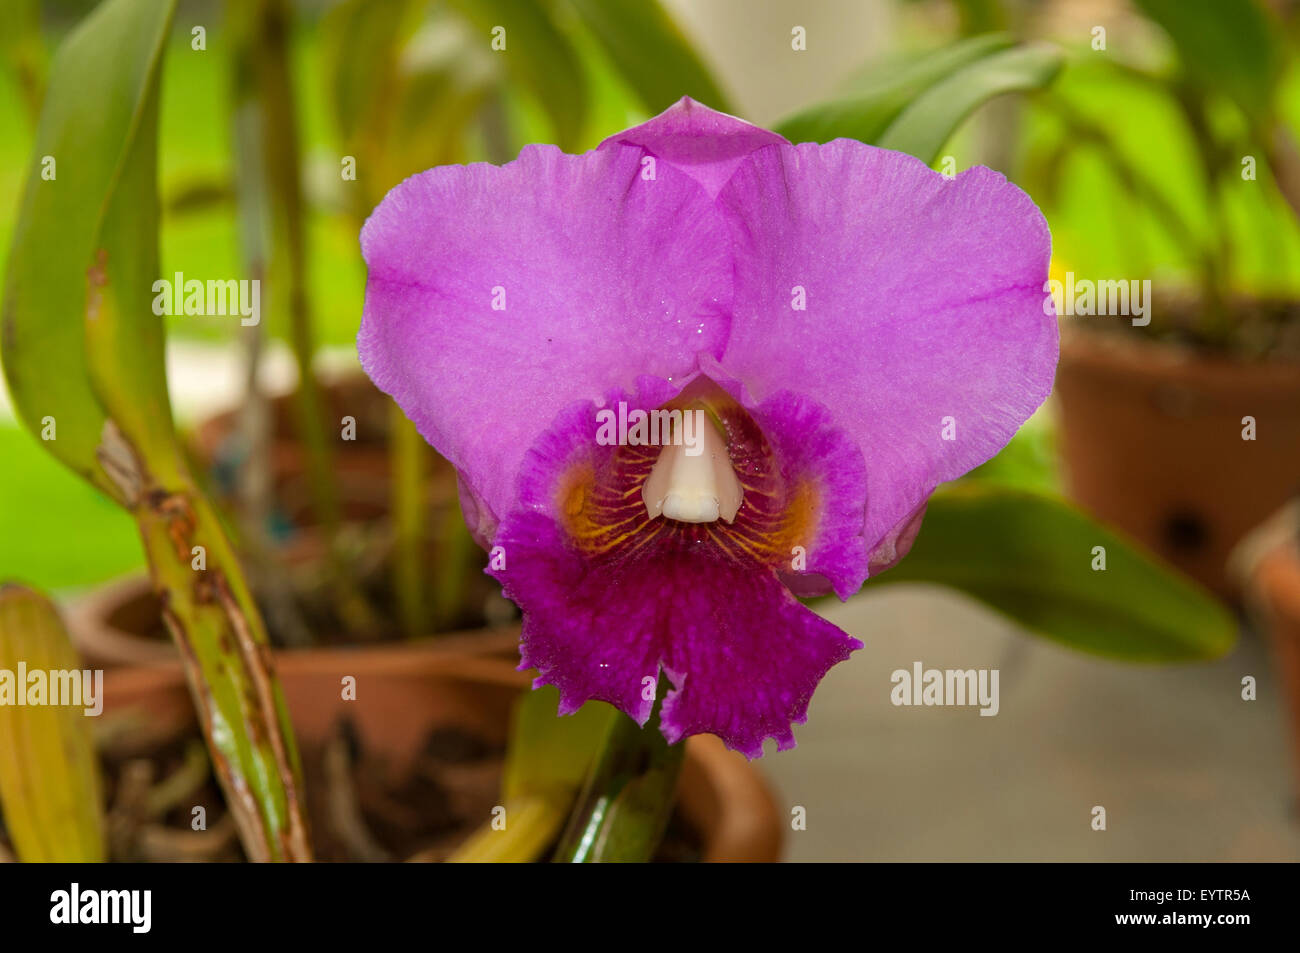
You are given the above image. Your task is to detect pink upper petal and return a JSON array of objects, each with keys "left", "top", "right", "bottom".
[
  {"left": 599, "top": 97, "right": 787, "bottom": 199},
  {"left": 358, "top": 142, "right": 732, "bottom": 529},
  {"left": 713, "top": 141, "right": 1058, "bottom": 569}
]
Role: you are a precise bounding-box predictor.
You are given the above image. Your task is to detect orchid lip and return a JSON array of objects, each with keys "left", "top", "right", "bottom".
[{"left": 641, "top": 411, "right": 742, "bottom": 524}]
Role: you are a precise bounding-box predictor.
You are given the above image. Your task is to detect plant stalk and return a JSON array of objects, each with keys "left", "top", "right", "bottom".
[
  {"left": 552, "top": 678, "right": 685, "bottom": 863},
  {"left": 391, "top": 406, "right": 428, "bottom": 637},
  {"left": 133, "top": 481, "right": 312, "bottom": 861},
  {"left": 446, "top": 794, "right": 570, "bottom": 863},
  {"left": 236, "top": 0, "right": 376, "bottom": 634}
]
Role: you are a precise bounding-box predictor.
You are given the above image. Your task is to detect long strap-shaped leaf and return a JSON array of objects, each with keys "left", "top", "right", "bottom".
[
  {"left": 448, "top": 685, "right": 616, "bottom": 862},
  {"left": 0, "top": 586, "right": 105, "bottom": 862},
  {"left": 0, "top": 0, "right": 310, "bottom": 861},
  {"left": 552, "top": 676, "right": 684, "bottom": 863},
  {"left": 776, "top": 34, "right": 1016, "bottom": 149},
  {"left": 774, "top": 33, "right": 1062, "bottom": 163},
  {"left": 566, "top": 0, "right": 733, "bottom": 114},
  {"left": 875, "top": 44, "right": 1061, "bottom": 163},
  {"left": 446, "top": 0, "right": 588, "bottom": 150},
  {"left": 865, "top": 483, "right": 1237, "bottom": 662}
]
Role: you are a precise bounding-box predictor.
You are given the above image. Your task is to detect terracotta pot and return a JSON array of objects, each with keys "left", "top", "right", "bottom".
[
  {"left": 69, "top": 567, "right": 505, "bottom": 668},
  {"left": 188, "top": 373, "right": 462, "bottom": 527},
  {"left": 102, "top": 644, "right": 784, "bottom": 863},
  {"left": 72, "top": 374, "right": 490, "bottom": 665},
  {"left": 67, "top": 575, "right": 173, "bottom": 668},
  {"left": 1236, "top": 503, "right": 1300, "bottom": 806},
  {"left": 1055, "top": 330, "right": 1300, "bottom": 596},
  {"left": 189, "top": 373, "right": 409, "bottom": 518}
]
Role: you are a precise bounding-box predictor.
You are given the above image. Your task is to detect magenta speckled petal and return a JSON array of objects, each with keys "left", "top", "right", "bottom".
[
  {"left": 491, "top": 381, "right": 862, "bottom": 755},
  {"left": 715, "top": 140, "right": 1057, "bottom": 569},
  {"left": 600, "top": 97, "right": 787, "bottom": 199},
  {"left": 498, "top": 505, "right": 860, "bottom": 757},
  {"left": 494, "top": 382, "right": 685, "bottom": 723},
  {"left": 657, "top": 562, "right": 861, "bottom": 757},
  {"left": 358, "top": 142, "right": 732, "bottom": 534},
  {"left": 504, "top": 508, "right": 664, "bottom": 724}
]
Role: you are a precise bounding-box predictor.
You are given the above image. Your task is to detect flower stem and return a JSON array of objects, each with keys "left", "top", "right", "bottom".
[
  {"left": 391, "top": 407, "right": 428, "bottom": 637},
  {"left": 552, "top": 679, "right": 685, "bottom": 863},
  {"left": 238, "top": 0, "right": 377, "bottom": 635},
  {"left": 446, "top": 794, "right": 570, "bottom": 863},
  {"left": 431, "top": 501, "right": 475, "bottom": 631}
]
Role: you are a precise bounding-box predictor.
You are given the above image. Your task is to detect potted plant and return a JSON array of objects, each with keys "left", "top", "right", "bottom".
[
  {"left": 0, "top": 583, "right": 783, "bottom": 862},
  {"left": 1027, "top": 0, "right": 1300, "bottom": 596},
  {"left": 1234, "top": 501, "right": 1300, "bottom": 806},
  {"left": 0, "top": 0, "right": 1239, "bottom": 865}
]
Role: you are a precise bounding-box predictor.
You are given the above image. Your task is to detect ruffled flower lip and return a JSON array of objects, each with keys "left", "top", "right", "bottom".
[{"left": 490, "top": 374, "right": 865, "bottom": 757}]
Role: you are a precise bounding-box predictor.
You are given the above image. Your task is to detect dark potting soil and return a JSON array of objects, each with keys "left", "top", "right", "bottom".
[
  {"left": 0, "top": 719, "right": 701, "bottom": 863},
  {"left": 277, "top": 532, "right": 508, "bottom": 647},
  {"left": 1086, "top": 293, "right": 1300, "bottom": 361},
  {"left": 95, "top": 521, "right": 514, "bottom": 650}
]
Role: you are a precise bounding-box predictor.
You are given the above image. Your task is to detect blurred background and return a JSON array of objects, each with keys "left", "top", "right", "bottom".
[{"left": 2, "top": 0, "right": 1299, "bottom": 861}]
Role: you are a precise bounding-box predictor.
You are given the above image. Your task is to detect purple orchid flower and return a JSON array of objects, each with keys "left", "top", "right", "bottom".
[{"left": 358, "top": 98, "right": 1057, "bottom": 758}]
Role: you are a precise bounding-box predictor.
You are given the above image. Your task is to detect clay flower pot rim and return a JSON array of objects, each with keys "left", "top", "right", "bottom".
[
  {"left": 67, "top": 574, "right": 176, "bottom": 667},
  {"left": 68, "top": 572, "right": 512, "bottom": 668},
  {"left": 103, "top": 642, "right": 784, "bottom": 863},
  {"left": 1055, "top": 334, "right": 1300, "bottom": 596},
  {"left": 1257, "top": 546, "right": 1300, "bottom": 623},
  {"left": 1234, "top": 501, "right": 1300, "bottom": 618},
  {"left": 1060, "top": 327, "right": 1300, "bottom": 395},
  {"left": 1236, "top": 503, "right": 1300, "bottom": 807}
]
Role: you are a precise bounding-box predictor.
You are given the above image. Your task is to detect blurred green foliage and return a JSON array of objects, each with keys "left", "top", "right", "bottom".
[
  {"left": 867, "top": 482, "right": 1237, "bottom": 662},
  {"left": 3, "top": 0, "right": 1290, "bottom": 604},
  {"left": 0, "top": 6, "right": 633, "bottom": 589},
  {"left": 776, "top": 33, "right": 1062, "bottom": 161},
  {"left": 0, "top": 427, "right": 141, "bottom": 587},
  {"left": 1019, "top": 3, "right": 1300, "bottom": 302}
]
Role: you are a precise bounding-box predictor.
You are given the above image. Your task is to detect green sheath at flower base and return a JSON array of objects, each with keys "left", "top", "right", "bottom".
[
  {"left": 553, "top": 676, "right": 685, "bottom": 863},
  {"left": 448, "top": 685, "right": 615, "bottom": 863},
  {"left": 0, "top": 0, "right": 311, "bottom": 861},
  {"left": 0, "top": 585, "right": 105, "bottom": 863}
]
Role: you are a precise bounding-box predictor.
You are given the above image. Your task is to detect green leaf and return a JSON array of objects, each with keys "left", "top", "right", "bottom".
[
  {"left": 1, "top": 0, "right": 177, "bottom": 502},
  {"left": 0, "top": 584, "right": 105, "bottom": 862},
  {"left": 503, "top": 685, "right": 617, "bottom": 800},
  {"left": 553, "top": 675, "right": 684, "bottom": 863},
  {"left": 566, "top": 0, "right": 732, "bottom": 114},
  {"left": 319, "top": 0, "right": 415, "bottom": 144},
  {"left": 775, "top": 35, "right": 1061, "bottom": 163},
  {"left": 448, "top": 686, "right": 615, "bottom": 862},
  {"left": 775, "top": 33, "right": 1014, "bottom": 146},
  {"left": 876, "top": 44, "right": 1062, "bottom": 162},
  {"left": 867, "top": 483, "right": 1237, "bottom": 662},
  {"left": 965, "top": 412, "right": 1060, "bottom": 495},
  {"left": 2, "top": 0, "right": 312, "bottom": 862},
  {"left": 83, "top": 29, "right": 185, "bottom": 486},
  {"left": 446, "top": 0, "right": 587, "bottom": 149},
  {"left": 0, "top": 0, "right": 47, "bottom": 127},
  {"left": 1133, "top": 0, "right": 1285, "bottom": 127}
]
